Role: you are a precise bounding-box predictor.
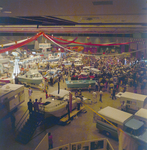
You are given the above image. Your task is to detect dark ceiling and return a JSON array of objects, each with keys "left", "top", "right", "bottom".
[{"left": 0, "top": 0, "right": 147, "bottom": 35}]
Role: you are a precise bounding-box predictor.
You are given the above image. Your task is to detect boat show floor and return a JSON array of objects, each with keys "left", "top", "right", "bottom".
[{"left": 0, "top": 78, "right": 146, "bottom": 150}]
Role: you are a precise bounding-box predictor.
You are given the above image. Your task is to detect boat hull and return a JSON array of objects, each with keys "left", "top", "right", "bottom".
[
  {"left": 66, "top": 80, "right": 96, "bottom": 89},
  {"left": 18, "top": 77, "right": 42, "bottom": 85},
  {"left": 44, "top": 100, "right": 77, "bottom": 118}
]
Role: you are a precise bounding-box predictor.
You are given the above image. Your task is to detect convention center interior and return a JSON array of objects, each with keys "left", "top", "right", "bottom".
[{"left": 0, "top": 0, "right": 147, "bottom": 150}]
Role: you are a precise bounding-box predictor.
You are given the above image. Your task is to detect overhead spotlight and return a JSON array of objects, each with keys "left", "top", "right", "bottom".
[{"left": 37, "top": 25, "right": 39, "bottom": 28}]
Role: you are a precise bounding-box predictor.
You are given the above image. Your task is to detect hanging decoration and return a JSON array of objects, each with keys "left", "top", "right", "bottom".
[
  {"left": 0, "top": 31, "right": 145, "bottom": 59},
  {"left": 0, "top": 38, "right": 30, "bottom": 48},
  {"left": 34, "top": 40, "right": 39, "bottom": 50},
  {"left": 66, "top": 46, "right": 84, "bottom": 52},
  {"left": 0, "top": 32, "right": 43, "bottom": 53},
  {"left": 49, "top": 36, "right": 78, "bottom": 45},
  {"left": 46, "top": 34, "right": 139, "bottom": 46},
  {"left": 43, "top": 33, "right": 146, "bottom": 58}
]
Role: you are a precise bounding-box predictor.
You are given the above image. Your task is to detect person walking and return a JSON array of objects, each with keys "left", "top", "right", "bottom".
[
  {"left": 27, "top": 99, "right": 33, "bottom": 114},
  {"left": 99, "top": 90, "right": 103, "bottom": 102},
  {"left": 48, "top": 132, "right": 53, "bottom": 149}
]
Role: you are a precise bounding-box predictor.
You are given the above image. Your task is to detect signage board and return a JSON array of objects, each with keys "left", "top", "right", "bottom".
[{"left": 39, "top": 43, "right": 51, "bottom": 49}]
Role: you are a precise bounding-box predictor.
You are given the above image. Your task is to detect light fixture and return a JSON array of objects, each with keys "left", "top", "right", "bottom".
[{"left": 3, "top": 11, "right": 11, "bottom": 13}]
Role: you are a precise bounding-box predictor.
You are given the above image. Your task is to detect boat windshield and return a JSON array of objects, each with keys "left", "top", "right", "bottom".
[
  {"left": 29, "top": 74, "right": 41, "bottom": 78},
  {"left": 48, "top": 71, "right": 55, "bottom": 75}
]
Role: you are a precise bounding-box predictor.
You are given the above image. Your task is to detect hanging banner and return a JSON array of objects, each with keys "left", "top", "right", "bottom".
[
  {"left": 47, "top": 34, "right": 139, "bottom": 46},
  {"left": 49, "top": 37, "right": 78, "bottom": 45},
  {"left": 0, "top": 32, "right": 43, "bottom": 53}
]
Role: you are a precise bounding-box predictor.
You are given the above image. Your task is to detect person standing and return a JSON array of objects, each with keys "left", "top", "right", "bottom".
[
  {"left": 34, "top": 99, "right": 39, "bottom": 113},
  {"left": 15, "top": 75, "right": 19, "bottom": 84},
  {"left": 95, "top": 81, "right": 98, "bottom": 91},
  {"left": 112, "top": 88, "right": 116, "bottom": 100},
  {"left": 27, "top": 99, "right": 33, "bottom": 114},
  {"left": 99, "top": 90, "right": 103, "bottom": 102},
  {"left": 46, "top": 91, "right": 48, "bottom": 99},
  {"left": 10, "top": 114, "right": 16, "bottom": 133},
  {"left": 92, "top": 90, "right": 97, "bottom": 103},
  {"left": 48, "top": 132, "right": 53, "bottom": 149},
  {"left": 62, "top": 74, "right": 65, "bottom": 83},
  {"left": 75, "top": 89, "right": 78, "bottom": 97},
  {"left": 28, "top": 88, "right": 32, "bottom": 98},
  {"left": 110, "top": 88, "right": 113, "bottom": 98},
  {"left": 50, "top": 76, "right": 53, "bottom": 86},
  {"left": 77, "top": 97, "right": 81, "bottom": 110},
  {"left": 88, "top": 84, "right": 91, "bottom": 93}
]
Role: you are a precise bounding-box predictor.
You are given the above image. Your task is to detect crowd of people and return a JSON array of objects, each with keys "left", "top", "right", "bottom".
[
  {"left": 69, "top": 56, "right": 147, "bottom": 95},
  {"left": 26, "top": 55, "right": 147, "bottom": 115},
  {"left": 24, "top": 54, "right": 147, "bottom": 149}
]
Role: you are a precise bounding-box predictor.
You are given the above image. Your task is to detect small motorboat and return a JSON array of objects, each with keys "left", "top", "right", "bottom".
[{"left": 18, "top": 69, "right": 43, "bottom": 85}]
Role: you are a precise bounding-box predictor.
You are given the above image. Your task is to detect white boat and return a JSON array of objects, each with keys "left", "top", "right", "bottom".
[
  {"left": 62, "top": 60, "right": 72, "bottom": 68},
  {"left": 44, "top": 69, "right": 61, "bottom": 83},
  {"left": 18, "top": 69, "right": 43, "bottom": 85},
  {"left": 74, "top": 61, "right": 83, "bottom": 67},
  {"left": 43, "top": 89, "right": 78, "bottom": 117},
  {"left": 50, "top": 61, "right": 59, "bottom": 68},
  {"left": 48, "top": 53, "right": 61, "bottom": 62}
]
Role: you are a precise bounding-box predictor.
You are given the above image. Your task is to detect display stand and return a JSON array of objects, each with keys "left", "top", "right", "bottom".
[{"left": 59, "top": 106, "right": 86, "bottom": 125}]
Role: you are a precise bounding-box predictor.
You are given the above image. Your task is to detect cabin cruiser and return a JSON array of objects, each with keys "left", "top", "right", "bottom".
[
  {"left": 43, "top": 89, "right": 78, "bottom": 117},
  {"left": 18, "top": 69, "right": 43, "bottom": 85}
]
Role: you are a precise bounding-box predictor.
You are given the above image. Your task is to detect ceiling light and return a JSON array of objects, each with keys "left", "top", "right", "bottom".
[{"left": 3, "top": 11, "right": 12, "bottom": 13}]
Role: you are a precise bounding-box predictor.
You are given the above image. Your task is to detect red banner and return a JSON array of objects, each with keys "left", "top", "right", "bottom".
[
  {"left": 49, "top": 36, "right": 78, "bottom": 45},
  {"left": 69, "top": 92, "right": 72, "bottom": 112},
  {"left": 45, "top": 34, "right": 138, "bottom": 46},
  {"left": 0, "top": 32, "right": 43, "bottom": 53}
]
